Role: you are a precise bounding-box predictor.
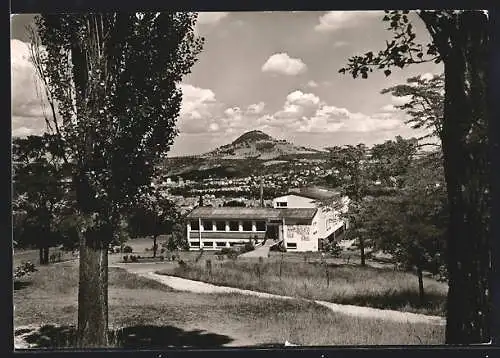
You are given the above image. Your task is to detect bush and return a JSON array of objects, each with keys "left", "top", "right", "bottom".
[
  {"left": 145, "top": 247, "right": 150, "bottom": 252},
  {"left": 159, "top": 255, "right": 165, "bottom": 261},
  {"left": 130, "top": 255, "right": 138, "bottom": 262},
  {"left": 240, "top": 242, "right": 255, "bottom": 254},
  {"left": 160, "top": 248, "right": 166, "bottom": 254},
  {"left": 123, "top": 255, "right": 129, "bottom": 262},
  {"left": 14, "top": 261, "right": 37, "bottom": 279},
  {"left": 171, "top": 255, "right": 176, "bottom": 261},
  {"left": 123, "top": 245, "right": 133, "bottom": 253},
  {"left": 178, "top": 259, "right": 187, "bottom": 268},
  {"left": 114, "top": 247, "right": 121, "bottom": 254}
]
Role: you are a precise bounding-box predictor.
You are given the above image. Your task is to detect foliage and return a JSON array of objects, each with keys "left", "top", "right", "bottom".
[
  {"left": 338, "top": 9, "right": 491, "bottom": 343},
  {"left": 163, "top": 223, "right": 189, "bottom": 251},
  {"left": 322, "top": 240, "right": 342, "bottom": 258},
  {"left": 370, "top": 136, "right": 418, "bottom": 187},
  {"left": 33, "top": 12, "right": 204, "bottom": 237},
  {"left": 326, "top": 144, "right": 370, "bottom": 265},
  {"left": 240, "top": 241, "right": 255, "bottom": 254},
  {"left": 32, "top": 12, "right": 203, "bottom": 346},
  {"left": 123, "top": 246, "right": 133, "bottom": 254},
  {"left": 381, "top": 74, "right": 444, "bottom": 141},
  {"left": 14, "top": 261, "right": 38, "bottom": 280},
  {"left": 223, "top": 200, "right": 246, "bottom": 207},
  {"left": 12, "top": 135, "right": 76, "bottom": 261}
]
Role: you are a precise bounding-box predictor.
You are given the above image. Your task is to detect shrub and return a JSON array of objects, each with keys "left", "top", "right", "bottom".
[
  {"left": 115, "top": 247, "right": 121, "bottom": 254},
  {"left": 171, "top": 255, "right": 176, "bottom": 261},
  {"left": 123, "top": 245, "right": 133, "bottom": 253},
  {"left": 145, "top": 247, "right": 150, "bottom": 252},
  {"left": 178, "top": 259, "right": 187, "bottom": 268},
  {"left": 137, "top": 255, "right": 142, "bottom": 259},
  {"left": 160, "top": 248, "right": 166, "bottom": 254},
  {"left": 123, "top": 255, "right": 129, "bottom": 262},
  {"left": 159, "top": 255, "right": 165, "bottom": 261},
  {"left": 13, "top": 261, "right": 37, "bottom": 279},
  {"left": 130, "top": 255, "right": 138, "bottom": 262},
  {"left": 240, "top": 241, "right": 255, "bottom": 254}
]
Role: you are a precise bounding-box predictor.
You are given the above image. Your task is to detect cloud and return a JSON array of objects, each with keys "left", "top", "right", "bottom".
[
  {"left": 246, "top": 102, "right": 265, "bottom": 115},
  {"left": 314, "top": 11, "right": 383, "bottom": 32},
  {"left": 178, "top": 88, "right": 268, "bottom": 135},
  {"left": 306, "top": 80, "right": 318, "bottom": 88},
  {"left": 390, "top": 95, "right": 412, "bottom": 106},
  {"left": 196, "top": 12, "right": 229, "bottom": 25},
  {"left": 178, "top": 84, "right": 221, "bottom": 133},
  {"left": 261, "top": 53, "right": 307, "bottom": 76},
  {"left": 11, "top": 39, "right": 48, "bottom": 138},
  {"left": 257, "top": 89, "right": 404, "bottom": 134},
  {"left": 380, "top": 104, "right": 398, "bottom": 112},
  {"left": 333, "top": 41, "right": 349, "bottom": 48}
]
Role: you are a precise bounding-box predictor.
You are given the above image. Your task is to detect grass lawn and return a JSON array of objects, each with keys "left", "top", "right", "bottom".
[
  {"left": 156, "top": 252, "right": 448, "bottom": 316},
  {"left": 13, "top": 260, "right": 444, "bottom": 347}
]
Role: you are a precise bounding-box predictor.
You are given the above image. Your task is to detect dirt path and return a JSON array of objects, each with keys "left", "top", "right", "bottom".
[{"left": 111, "top": 262, "right": 445, "bottom": 326}]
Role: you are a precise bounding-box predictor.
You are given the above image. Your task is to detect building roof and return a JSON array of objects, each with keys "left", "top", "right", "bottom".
[
  {"left": 186, "top": 206, "right": 317, "bottom": 220},
  {"left": 287, "top": 187, "right": 341, "bottom": 201}
]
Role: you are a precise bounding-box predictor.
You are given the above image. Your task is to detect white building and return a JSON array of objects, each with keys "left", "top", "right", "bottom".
[
  {"left": 185, "top": 186, "right": 349, "bottom": 252},
  {"left": 272, "top": 187, "right": 349, "bottom": 250}
]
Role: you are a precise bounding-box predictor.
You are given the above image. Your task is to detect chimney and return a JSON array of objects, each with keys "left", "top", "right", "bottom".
[{"left": 260, "top": 176, "right": 264, "bottom": 207}]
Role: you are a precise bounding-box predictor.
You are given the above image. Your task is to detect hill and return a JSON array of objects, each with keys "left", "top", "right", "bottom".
[{"left": 202, "top": 130, "right": 323, "bottom": 160}]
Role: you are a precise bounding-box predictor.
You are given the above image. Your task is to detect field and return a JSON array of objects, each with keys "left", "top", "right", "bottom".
[
  {"left": 156, "top": 251, "right": 448, "bottom": 316},
  {"left": 13, "top": 247, "right": 445, "bottom": 347}
]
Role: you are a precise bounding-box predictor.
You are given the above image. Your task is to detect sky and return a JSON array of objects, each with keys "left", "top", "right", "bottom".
[{"left": 11, "top": 12, "right": 443, "bottom": 156}]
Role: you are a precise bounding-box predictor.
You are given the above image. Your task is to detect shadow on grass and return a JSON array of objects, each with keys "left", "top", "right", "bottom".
[
  {"left": 14, "top": 281, "right": 32, "bottom": 291},
  {"left": 337, "top": 290, "right": 446, "bottom": 316},
  {"left": 20, "top": 324, "right": 234, "bottom": 349}
]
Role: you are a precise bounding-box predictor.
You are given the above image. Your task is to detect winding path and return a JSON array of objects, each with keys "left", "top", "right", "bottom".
[{"left": 112, "top": 262, "right": 446, "bottom": 326}]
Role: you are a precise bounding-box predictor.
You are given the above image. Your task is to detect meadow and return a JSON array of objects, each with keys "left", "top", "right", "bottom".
[
  {"left": 157, "top": 251, "right": 448, "bottom": 316},
  {"left": 13, "top": 249, "right": 445, "bottom": 347}
]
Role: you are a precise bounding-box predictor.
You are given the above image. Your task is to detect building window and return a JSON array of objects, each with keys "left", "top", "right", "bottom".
[
  {"left": 229, "top": 221, "right": 239, "bottom": 231},
  {"left": 190, "top": 220, "right": 199, "bottom": 231},
  {"left": 256, "top": 221, "right": 266, "bottom": 231},
  {"left": 203, "top": 242, "right": 213, "bottom": 248},
  {"left": 202, "top": 220, "right": 213, "bottom": 231},
  {"left": 242, "top": 221, "right": 252, "bottom": 231},
  {"left": 215, "top": 221, "right": 226, "bottom": 231},
  {"left": 190, "top": 241, "right": 200, "bottom": 246},
  {"left": 216, "top": 242, "right": 226, "bottom": 247},
  {"left": 276, "top": 202, "right": 287, "bottom": 207},
  {"left": 286, "top": 242, "right": 297, "bottom": 249}
]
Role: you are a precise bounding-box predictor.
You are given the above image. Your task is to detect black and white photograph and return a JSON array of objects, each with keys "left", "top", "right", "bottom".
[{"left": 11, "top": 9, "right": 495, "bottom": 349}]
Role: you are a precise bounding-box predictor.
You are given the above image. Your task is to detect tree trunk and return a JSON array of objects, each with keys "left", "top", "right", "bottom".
[
  {"left": 359, "top": 236, "right": 366, "bottom": 266},
  {"left": 43, "top": 246, "right": 49, "bottom": 264},
  {"left": 77, "top": 227, "right": 110, "bottom": 348},
  {"left": 416, "top": 265, "right": 425, "bottom": 305},
  {"left": 427, "top": 12, "right": 490, "bottom": 344},
  {"left": 39, "top": 246, "right": 49, "bottom": 265},
  {"left": 153, "top": 235, "right": 158, "bottom": 258}
]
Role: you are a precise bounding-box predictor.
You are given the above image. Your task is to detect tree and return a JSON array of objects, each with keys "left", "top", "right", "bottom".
[
  {"left": 12, "top": 135, "right": 69, "bottom": 264},
  {"left": 129, "top": 192, "right": 181, "bottom": 257},
  {"left": 361, "top": 158, "right": 448, "bottom": 304},
  {"left": 31, "top": 13, "right": 203, "bottom": 347},
  {"left": 223, "top": 200, "right": 246, "bottom": 207},
  {"left": 326, "top": 144, "right": 370, "bottom": 266},
  {"left": 370, "top": 136, "right": 418, "bottom": 187},
  {"left": 381, "top": 74, "right": 444, "bottom": 142},
  {"left": 339, "top": 10, "right": 491, "bottom": 343},
  {"left": 164, "top": 222, "right": 189, "bottom": 252}
]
